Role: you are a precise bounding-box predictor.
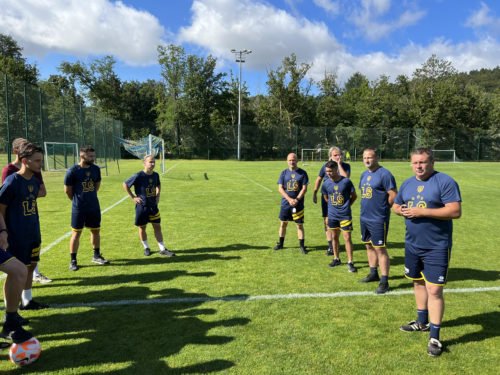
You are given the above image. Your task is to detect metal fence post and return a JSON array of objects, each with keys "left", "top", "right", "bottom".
[
  {"left": 80, "top": 102, "right": 84, "bottom": 146},
  {"left": 23, "top": 82, "right": 29, "bottom": 139},
  {"left": 5, "top": 75, "right": 11, "bottom": 163},
  {"left": 39, "top": 87, "right": 44, "bottom": 166}
]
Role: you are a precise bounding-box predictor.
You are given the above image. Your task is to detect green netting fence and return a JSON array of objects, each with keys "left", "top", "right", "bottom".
[{"left": 0, "top": 74, "right": 122, "bottom": 168}]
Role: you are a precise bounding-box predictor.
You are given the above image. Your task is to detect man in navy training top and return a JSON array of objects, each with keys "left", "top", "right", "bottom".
[
  {"left": 393, "top": 148, "right": 461, "bottom": 357},
  {"left": 64, "top": 145, "right": 109, "bottom": 271},
  {"left": 274, "top": 153, "right": 309, "bottom": 254},
  {"left": 0, "top": 213, "right": 34, "bottom": 344},
  {"left": 313, "top": 146, "right": 351, "bottom": 256},
  {"left": 2, "top": 137, "right": 51, "bottom": 286},
  {"left": 321, "top": 160, "right": 357, "bottom": 272},
  {"left": 123, "top": 155, "right": 175, "bottom": 257},
  {"left": 0, "top": 142, "right": 48, "bottom": 337},
  {"left": 358, "top": 148, "right": 397, "bottom": 294}
]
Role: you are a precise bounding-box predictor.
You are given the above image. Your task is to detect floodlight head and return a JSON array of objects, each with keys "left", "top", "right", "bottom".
[{"left": 231, "top": 49, "right": 236, "bottom": 53}]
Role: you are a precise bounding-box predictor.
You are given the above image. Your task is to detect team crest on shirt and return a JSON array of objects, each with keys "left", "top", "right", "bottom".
[
  {"left": 86, "top": 171, "right": 91, "bottom": 177},
  {"left": 367, "top": 176, "right": 371, "bottom": 181},
  {"left": 334, "top": 185, "right": 339, "bottom": 191},
  {"left": 28, "top": 185, "right": 34, "bottom": 193},
  {"left": 149, "top": 178, "right": 153, "bottom": 183},
  {"left": 291, "top": 174, "right": 295, "bottom": 178},
  {"left": 417, "top": 185, "right": 424, "bottom": 193}
]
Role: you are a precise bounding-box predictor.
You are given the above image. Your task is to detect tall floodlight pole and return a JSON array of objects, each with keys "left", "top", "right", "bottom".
[{"left": 231, "top": 49, "right": 252, "bottom": 160}]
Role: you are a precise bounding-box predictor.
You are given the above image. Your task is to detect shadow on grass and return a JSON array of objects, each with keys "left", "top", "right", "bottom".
[
  {"left": 4, "top": 288, "right": 251, "bottom": 373},
  {"left": 444, "top": 309, "right": 500, "bottom": 347},
  {"left": 175, "top": 243, "right": 270, "bottom": 254},
  {"left": 447, "top": 268, "right": 500, "bottom": 282},
  {"left": 41, "top": 270, "right": 216, "bottom": 304}
]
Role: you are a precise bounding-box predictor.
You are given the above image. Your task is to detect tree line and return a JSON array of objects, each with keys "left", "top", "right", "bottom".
[{"left": 1, "top": 34, "right": 499, "bottom": 160}]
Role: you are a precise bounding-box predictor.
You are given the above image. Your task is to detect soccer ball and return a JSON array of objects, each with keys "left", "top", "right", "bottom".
[{"left": 9, "top": 337, "right": 41, "bottom": 366}]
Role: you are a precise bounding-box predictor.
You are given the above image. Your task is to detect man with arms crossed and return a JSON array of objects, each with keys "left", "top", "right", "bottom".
[
  {"left": 273, "top": 153, "right": 309, "bottom": 254},
  {"left": 2, "top": 138, "right": 51, "bottom": 285},
  {"left": 0, "top": 142, "right": 48, "bottom": 325},
  {"left": 358, "top": 148, "right": 397, "bottom": 294},
  {"left": 65, "top": 146, "right": 109, "bottom": 271},
  {"left": 393, "top": 148, "right": 461, "bottom": 357},
  {"left": 313, "top": 147, "right": 350, "bottom": 256},
  {"left": 321, "top": 160, "right": 357, "bottom": 272}
]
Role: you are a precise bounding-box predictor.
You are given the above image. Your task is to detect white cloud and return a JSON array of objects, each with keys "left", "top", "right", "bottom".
[
  {"left": 465, "top": 2, "right": 493, "bottom": 28},
  {"left": 313, "top": 0, "right": 340, "bottom": 15},
  {"left": 0, "top": 0, "right": 166, "bottom": 65},
  {"left": 349, "top": 0, "right": 426, "bottom": 41},
  {"left": 179, "top": 0, "right": 342, "bottom": 70},
  {"left": 308, "top": 37, "right": 500, "bottom": 86}
]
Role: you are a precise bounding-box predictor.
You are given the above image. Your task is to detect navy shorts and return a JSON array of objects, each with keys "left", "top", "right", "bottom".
[
  {"left": 7, "top": 242, "right": 40, "bottom": 266},
  {"left": 360, "top": 219, "right": 389, "bottom": 247},
  {"left": 327, "top": 218, "right": 353, "bottom": 232},
  {"left": 279, "top": 201, "right": 305, "bottom": 223},
  {"left": 135, "top": 205, "right": 161, "bottom": 227},
  {"left": 0, "top": 248, "right": 15, "bottom": 266},
  {"left": 404, "top": 242, "right": 451, "bottom": 286},
  {"left": 72, "top": 209, "right": 101, "bottom": 231},
  {"left": 321, "top": 197, "right": 328, "bottom": 218}
]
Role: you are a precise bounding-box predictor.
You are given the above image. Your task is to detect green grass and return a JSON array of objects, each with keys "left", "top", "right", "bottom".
[{"left": 0, "top": 159, "right": 499, "bottom": 373}]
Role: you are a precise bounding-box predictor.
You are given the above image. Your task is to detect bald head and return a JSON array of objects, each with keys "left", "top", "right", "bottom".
[{"left": 287, "top": 153, "right": 298, "bottom": 170}]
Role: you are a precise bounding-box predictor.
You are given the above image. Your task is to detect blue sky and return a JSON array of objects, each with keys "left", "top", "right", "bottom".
[{"left": 1, "top": 0, "right": 500, "bottom": 94}]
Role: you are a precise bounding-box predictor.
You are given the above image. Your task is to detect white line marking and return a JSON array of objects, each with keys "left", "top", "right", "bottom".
[
  {"left": 235, "top": 172, "right": 273, "bottom": 192},
  {"left": 162, "top": 161, "right": 181, "bottom": 175},
  {"left": 49, "top": 286, "right": 500, "bottom": 309}
]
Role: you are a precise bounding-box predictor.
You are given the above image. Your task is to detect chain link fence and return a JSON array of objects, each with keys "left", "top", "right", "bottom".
[
  {"left": 0, "top": 74, "right": 122, "bottom": 167},
  {"left": 164, "top": 124, "right": 500, "bottom": 161}
]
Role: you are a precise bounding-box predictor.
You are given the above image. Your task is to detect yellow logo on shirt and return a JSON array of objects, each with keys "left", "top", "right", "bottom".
[{"left": 417, "top": 185, "right": 424, "bottom": 193}]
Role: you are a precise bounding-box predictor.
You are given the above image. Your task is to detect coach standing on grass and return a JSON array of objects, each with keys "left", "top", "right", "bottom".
[
  {"left": 358, "top": 148, "right": 397, "bottom": 294},
  {"left": 393, "top": 148, "right": 461, "bottom": 357},
  {"left": 273, "top": 153, "right": 309, "bottom": 254},
  {"left": 64, "top": 146, "right": 109, "bottom": 271}
]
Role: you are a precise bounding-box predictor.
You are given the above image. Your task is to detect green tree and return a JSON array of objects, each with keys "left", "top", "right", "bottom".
[
  {"left": 58, "top": 56, "right": 122, "bottom": 117},
  {"left": 0, "top": 34, "right": 38, "bottom": 84}
]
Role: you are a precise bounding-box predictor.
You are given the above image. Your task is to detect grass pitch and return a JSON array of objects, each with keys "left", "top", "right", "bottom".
[{"left": 0, "top": 158, "right": 499, "bottom": 374}]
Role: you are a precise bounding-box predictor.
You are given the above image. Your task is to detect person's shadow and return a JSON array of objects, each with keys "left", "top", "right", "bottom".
[
  {"left": 443, "top": 307, "right": 500, "bottom": 348},
  {"left": 3, "top": 286, "right": 251, "bottom": 373}
]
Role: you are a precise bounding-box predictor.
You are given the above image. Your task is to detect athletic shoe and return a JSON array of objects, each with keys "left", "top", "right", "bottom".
[
  {"left": 427, "top": 338, "right": 443, "bottom": 357},
  {"left": 273, "top": 243, "right": 284, "bottom": 251},
  {"left": 400, "top": 320, "right": 430, "bottom": 332},
  {"left": 2, "top": 312, "right": 29, "bottom": 326},
  {"left": 0, "top": 323, "right": 33, "bottom": 344},
  {"left": 300, "top": 246, "right": 308, "bottom": 254},
  {"left": 144, "top": 247, "right": 151, "bottom": 256},
  {"left": 20, "top": 299, "right": 49, "bottom": 310},
  {"left": 33, "top": 273, "right": 52, "bottom": 284},
  {"left": 325, "top": 248, "right": 334, "bottom": 256},
  {"left": 92, "top": 254, "right": 110, "bottom": 265},
  {"left": 159, "top": 249, "right": 176, "bottom": 257},
  {"left": 359, "top": 273, "right": 380, "bottom": 283},
  {"left": 347, "top": 262, "right": 358, "bottom": 273},
  {"left": 328, "top": 258, "right": 342, "bottom": 267},
  {"left": 376, "top": 282, "right": 389, "bottom": 294},
  {"left": 69, "top": 260, "right": 78, "bottom": 271}
]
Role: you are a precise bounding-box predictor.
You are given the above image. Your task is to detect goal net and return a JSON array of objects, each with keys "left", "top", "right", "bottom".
[
  {"left": 115, "top": 134, "right": 165, "bottom": 173},
  {"left": 432, "top": 149, "right": 459, "bottom": 162},
  {"left": 44, "top": 142, "right": 79, "bottom": 171},
  {"left": 301, "top": 148, "right": 329, "bottom": 164}
]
